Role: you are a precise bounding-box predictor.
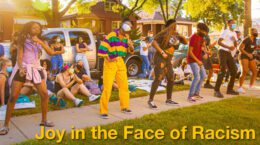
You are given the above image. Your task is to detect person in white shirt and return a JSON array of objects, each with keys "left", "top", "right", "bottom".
[
  {"left": 140, "top": 37, "right": 151, "bottom": 76},
  {"left": 214, "top": 19, "right": 239, "bottom": 98}
]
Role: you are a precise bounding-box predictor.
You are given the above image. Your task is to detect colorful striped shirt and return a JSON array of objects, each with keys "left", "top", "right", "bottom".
[{"left": 98, "top": 29, "right": 129, "bottom": 59}]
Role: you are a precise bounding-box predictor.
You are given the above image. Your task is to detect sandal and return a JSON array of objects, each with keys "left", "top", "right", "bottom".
[
  {"left": 0, "top": 127, "right": 9, "bottom": 135},
  {"left": 39, "top": 121, "right": 55, "bottom": 127}
]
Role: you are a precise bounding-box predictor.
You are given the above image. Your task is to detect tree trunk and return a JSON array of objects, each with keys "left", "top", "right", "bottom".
[
  {"left": 244, "top": 0, "right": 252, "bottom": 36},
  {"left": 174, "top": 0, "right": 183, "bottom": 19},
  {"left": 51, "top": 0, "right": 60, "bottom": 27}
]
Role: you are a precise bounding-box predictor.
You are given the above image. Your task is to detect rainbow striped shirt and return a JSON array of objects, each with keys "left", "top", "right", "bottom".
[{"left": 98, "top": 29, "right": 129, "bottom": 59}]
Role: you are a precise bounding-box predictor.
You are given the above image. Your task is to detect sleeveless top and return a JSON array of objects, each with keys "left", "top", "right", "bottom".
[
  {"left": 54, "top": 74, "right": 74, "bottom": 93},
  {"left": 78, "top": 43, "right": 85, "bottom": 49},
  {"left": 0, "top": 72, "right": 9, "bottom": 104},
  {"left": 23, "top": 38, "right": 42, "bottom": 65}
]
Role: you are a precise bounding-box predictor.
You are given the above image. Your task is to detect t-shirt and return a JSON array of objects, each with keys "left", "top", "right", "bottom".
[
  {"left": 187, "top": 33, "right": 204, "bottom": 63},
  {"left": 98, "top": 29, "right": 129, "bottom": 59},
  {"left": 153, "top": 31, "right": 180, "bottom": 55},
  {"left": 240, "top": 37, "right": 257, "bottom": 55},
  {"left": 75, "top": 67, "right": 87, "bottom": 78},
  {"left": 140, "top": 41, "right": 148, "bottom": 56},
  {"left": 219, "top": 29, "right": 238, "bottom": 54}
]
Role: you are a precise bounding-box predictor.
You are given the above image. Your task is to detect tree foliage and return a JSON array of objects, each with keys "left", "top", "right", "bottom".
[{"left": 184, "top": 0, "right": 244, "bottom": 30}]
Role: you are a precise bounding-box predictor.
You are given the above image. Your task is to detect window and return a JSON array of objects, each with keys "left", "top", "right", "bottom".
[
  {"left": 42, "top": 31, "right": 65, "bottom": 45},
  {"left": 112, "top": 21, "right": 121, "bottom": 30},
  {"left": 105, "top": 2, "right": 116, "bottom": 11},
  {"left": 69, "top": 31, "right": 91, "bottom": 46}
]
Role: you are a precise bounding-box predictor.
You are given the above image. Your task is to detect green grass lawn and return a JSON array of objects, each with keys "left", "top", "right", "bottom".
[
  {"left": 12, "top": 84, "right": 190, "bottom": 117},
  {"left": 17, "top": 96, "right": 260, "bottom": 145}
]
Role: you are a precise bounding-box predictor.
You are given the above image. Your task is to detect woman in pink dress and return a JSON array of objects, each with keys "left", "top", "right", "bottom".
[{"left": 0, "top": 22, "right": 60, "bottom": 135}]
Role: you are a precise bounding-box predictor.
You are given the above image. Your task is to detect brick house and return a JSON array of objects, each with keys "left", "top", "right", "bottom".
[
  {"left": 137, "top": 11, "right": 196, "bottom": 37},
  {"left": 61, "top": 0, "right": 140, "bottom": 35}
]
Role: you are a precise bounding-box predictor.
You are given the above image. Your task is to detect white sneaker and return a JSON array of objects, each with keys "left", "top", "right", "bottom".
[
  {"left": 237, "top": 87, "right": 246, "bottom": 94},
  {"left": 89, "top": 95, "right": 100, "bottom": 102},
  {"left": 248, "top": 86, "right": 260, "bottom": 91},
  {"left": 223, "top": 82, "right": 228, "bottom": 87},
  {"left": 74, "top": 99, "right": 83, "bottom": 107}
]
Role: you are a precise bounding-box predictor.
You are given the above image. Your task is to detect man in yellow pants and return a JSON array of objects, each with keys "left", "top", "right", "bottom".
[{"left": 98, "top": 19, "right": 134, "bottom": 119}]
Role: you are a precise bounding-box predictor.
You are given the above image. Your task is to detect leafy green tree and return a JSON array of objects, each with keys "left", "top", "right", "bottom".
[
  {"left": 184, "top": 0, "right": 244, "bottom": 30},
  {"left": 12, "top": 0, "right": 97, "bottom": 27}
]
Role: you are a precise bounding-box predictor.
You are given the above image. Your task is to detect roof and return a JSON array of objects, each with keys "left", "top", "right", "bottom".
[
  {"left": 137, "top": 11, "right": 196, "bottom": 25},
  {"left": 0, "top": 1, "right": 16, "bottom": 12}
]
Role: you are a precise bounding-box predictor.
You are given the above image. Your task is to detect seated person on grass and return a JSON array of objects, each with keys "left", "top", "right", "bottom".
[
  {"left": 74, "top": 60, "right": 101, "bottom": 95},
  {"left": 55, "top": 64, "right": 100, "bottom": 107},
  {"left": 0, "top": 59, "right": 12, "bottom": 108}
]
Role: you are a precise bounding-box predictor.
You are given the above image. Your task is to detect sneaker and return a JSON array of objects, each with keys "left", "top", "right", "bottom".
[
  {"left": 194, "top": 93, "right": 204, "bottom": 99},
  {"left": 165, "top": 100, "right": 179, "bottom": 106},
  {"left": 74, "top": 99, "right": 83, "bottom": 107},
  {"left": 223, "top": 82, "right": 228, "bottom": 87},
  {"left": 248, "top": 85, "right": 260, "bottom": 91},
  {"left": 187, "top": 97, "right": 196, "bottom": 103},
  {"left": 148, "top": 101, "right": 158, "bottom": 109},
  {"left": 100, "top": 114, "right": 109, "bottom": 119},
  {"left": 121, "top": 109, "right": 132, "bottom": 114},
  {"left": 226, "top": 90, "right": 239, "bottom": 95},
  {"left": 89, "top": 95, "right": 100, "bottom": 102},
  {"left": 214, "top": 91, "right": 224, "bottom": 98},
  {"left": 237, "top": 87, "right": 246, "bottom": 94},
  {"left": 204, "top": 83, "right": 214, "bottom": 89}
]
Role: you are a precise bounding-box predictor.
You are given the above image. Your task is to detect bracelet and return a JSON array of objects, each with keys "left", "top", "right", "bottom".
[{"left": 161, "top": 51, "right": 165, "bottom": 55}]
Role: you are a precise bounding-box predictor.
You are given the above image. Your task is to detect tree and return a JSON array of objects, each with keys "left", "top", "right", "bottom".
[
  {"left": 112, "top": 0, "right": 148, "bottom": 18},
  {"left": 244, "top": 0, "right": 252, "bottom": 36},
  {"left": 12, "top": 0, "right": 97, "bottom": 27},
  {"left": 184, "top": 0, "right": 244, "bottom": 30},
  {"left": 142, "top": 0, "right": 185, "bottom": 23}
]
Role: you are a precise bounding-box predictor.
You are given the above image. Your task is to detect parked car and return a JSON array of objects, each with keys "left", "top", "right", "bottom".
[{"left": 0, "top": 28, "right": 143, "bottom": 77}]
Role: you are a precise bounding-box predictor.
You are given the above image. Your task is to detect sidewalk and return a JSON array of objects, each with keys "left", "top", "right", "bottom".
[{"left": 0, "top": 84, "right": 260, "bottom": 145}]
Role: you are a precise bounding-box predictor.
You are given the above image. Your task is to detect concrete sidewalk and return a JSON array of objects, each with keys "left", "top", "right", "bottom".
[{"left": 0, "top": 84, "right": 260, "bottom": 145}]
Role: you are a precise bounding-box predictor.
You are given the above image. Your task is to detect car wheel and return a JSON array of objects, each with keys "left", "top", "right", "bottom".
[{"left": 126, "top": 59, "right": 141, "bottom": 77}]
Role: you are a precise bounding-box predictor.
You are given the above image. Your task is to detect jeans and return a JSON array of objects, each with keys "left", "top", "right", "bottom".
[
  {"left": 141, "top": 55, "right": 150, "bottom": 74},
  {"left": 148, "top": 51, "right": 155, "bottom": 69},
  {"left": 150, "top": 52, "right": 174, "bottom": 101},
  {"left": 76, "top": 53, "right": 91, "bottom": 78},
  {"left": 188, "top": 63, "right": 206, "bottom": 97},
  {"left": 51, "top": 55, "right": 63, "bottom": 72},
  {"left": 214, "top": 49, "right": 237, "bottom": 91}
]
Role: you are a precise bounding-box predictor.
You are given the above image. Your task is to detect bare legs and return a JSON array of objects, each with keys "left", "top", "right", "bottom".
[{"left": 239, "top": 59, "right": 257, "bottom": 87}]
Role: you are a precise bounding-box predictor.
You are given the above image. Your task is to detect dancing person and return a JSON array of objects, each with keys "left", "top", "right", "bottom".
[
  {"left": 237, "top": 28, "right": 260, "bottom": 93},
  {"left": 214, "top": 19, "right": 239, "bottom": 98},
  {"left": 75, "top": 36, "right": 92, "bottom": 78},
  {"left": 187, "top": 23, "right": 209, "bottom": 102},
  {"left": 0, "top": 21, "right": 61, "bottom": 135},
  {"left": 98, "top": 18, "right": 134, "bottom": 119},
  {"left": 50, "top": 36, "right": 65, "bottom": 75},
  {"left": 203, "top": 31, "right": 217, "bottom": 89},
  {"left": 148, "top": 19, "right": 188, "bottom": 109}
]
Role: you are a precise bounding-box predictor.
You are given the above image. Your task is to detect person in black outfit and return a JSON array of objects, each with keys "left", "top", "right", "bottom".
[{"left": 237, "top": 28, "right": 260, "bottom": 93}]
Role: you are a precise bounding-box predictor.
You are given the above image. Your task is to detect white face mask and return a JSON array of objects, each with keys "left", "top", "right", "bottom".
[
  {"left": 122, "top": 23, "right": 132, "bottom": 32},
  {"left": 56, "top": 38, "right": 61, "bottom": 43}
]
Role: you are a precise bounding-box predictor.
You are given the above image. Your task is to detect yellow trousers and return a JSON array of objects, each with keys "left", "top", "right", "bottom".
[{"left": 100, "top": 57, "right": 129, "bottom": 114}]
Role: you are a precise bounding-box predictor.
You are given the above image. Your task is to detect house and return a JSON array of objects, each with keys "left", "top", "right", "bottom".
[
  {"left": 61, "top": 0, "right": 140, "bottom": 35},
  {"left": 0, "top": 1, "right": 47, "bottom": 42},
  {"left": 137, "top": 11, "right": 196, "bottom": 37}
]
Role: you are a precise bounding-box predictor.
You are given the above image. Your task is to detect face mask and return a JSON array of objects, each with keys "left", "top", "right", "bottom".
[
  {"left": 6, "top": 67, "right": 13, "bottom": 73},
  {"left": 149, "top": 34, "right": 153, "bottom": 37},
  {"left": 77, "top": 65, "right": 82, "bottom": 70},
  {"left": 231, "top": 24, "right": 236, "bottom": 30},
  {"left": 56, "top": 39, "right": 61, "bottom": 43},
  {"left": 69, "top": 68, "right": 74, "bottom": 74},
  {"left": 253, "top": 33, "right": 258, "bottom": 37},
  {"left": 122, "top": 23, "right": 132, "bottom": 32}
]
